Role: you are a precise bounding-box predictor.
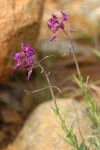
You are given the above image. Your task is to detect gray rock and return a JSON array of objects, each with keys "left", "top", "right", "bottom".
[{"left": 36, "top": 38, "right": 94, "bottom": 55}]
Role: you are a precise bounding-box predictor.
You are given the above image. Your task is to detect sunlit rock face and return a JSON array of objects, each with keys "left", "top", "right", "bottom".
[
  {"left": 0, "top": 0, "right": 45, "bottom": 83},
  {"left": 8, "top": 99, "right": 92, "bottom": 150}
]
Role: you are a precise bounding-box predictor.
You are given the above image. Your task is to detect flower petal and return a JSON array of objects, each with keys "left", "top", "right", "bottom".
[{"left": 13, "top": 52, "right": 23, "bottom": 60}]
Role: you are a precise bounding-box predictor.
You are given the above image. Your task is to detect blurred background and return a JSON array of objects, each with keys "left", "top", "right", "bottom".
[{"left": 0, "top": 0, "right": 100, "bottom": 149}]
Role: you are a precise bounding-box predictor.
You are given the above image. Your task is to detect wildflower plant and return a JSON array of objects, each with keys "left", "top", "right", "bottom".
[
  {"left": 48, "top": 11, "right": 100, "bottom": 149},
  {"left": 13, "top": 11, "right": 100, "bottom": 150}
]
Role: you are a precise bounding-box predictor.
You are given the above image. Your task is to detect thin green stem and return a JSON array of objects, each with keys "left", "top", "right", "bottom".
[
  {"left": 63, "top": 29, "right": 81, "bottom": 78},
  {"left": 38, "top": 63, "right": 68, "bottom": 131},
  {"left": 63, "top": 29, "right": 85, "bottom": 143},
  {"left": 72, "top": 100, "right": 84, "bottom": 142}
]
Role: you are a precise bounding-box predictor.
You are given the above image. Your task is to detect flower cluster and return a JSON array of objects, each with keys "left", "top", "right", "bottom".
[
  {"left": 48, "top": 11, "right": 68, "bottom": 41},
  {"left": 48, "top": 11, "right": 75, "bottom": 41},
  {"left": 13, "top": 43, "right": 36, "bottom": 80}
]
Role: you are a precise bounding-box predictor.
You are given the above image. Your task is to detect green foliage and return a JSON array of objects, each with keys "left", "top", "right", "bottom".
[
  {"left": 92, "top": 49, "right": 100, "bottom": 58},
  {"left": 73, "top": 74, "right": 100, "bottom": 150},
  {"left": 74, "top": 75, "right": 100, "bottom": 127},
  {"left": 79, "top": 141, "right": 89, "bottom": 150},
  {"left": 51, "top": 106, "right": 88, "bottom": 150},
  {"left": 88, "top": 135, "right": 100, "bottom": 150}
]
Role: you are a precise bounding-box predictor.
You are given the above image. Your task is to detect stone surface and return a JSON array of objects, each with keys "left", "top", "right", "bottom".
[
  {"left": 8, "top": 98, "right": 93, "bottom": 150},
  {"left": 0, "top": 0, "right": 45, "bottom": 83}
]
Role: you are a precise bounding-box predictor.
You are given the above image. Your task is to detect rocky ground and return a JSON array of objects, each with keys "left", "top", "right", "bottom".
[{"left": 0, "top": 50, "right": 100, "bottom": 149}]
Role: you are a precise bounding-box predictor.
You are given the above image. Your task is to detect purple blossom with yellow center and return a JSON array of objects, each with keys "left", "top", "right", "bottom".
[{"left": 13, "top": 43, "right": 36, "bottom": 80}]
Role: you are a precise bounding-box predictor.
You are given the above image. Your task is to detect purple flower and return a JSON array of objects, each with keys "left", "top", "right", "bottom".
[
  {"left": 49, "top": 14, "right": 58, "bottom": 24},
  {"left": 21, "top": 43, "right": 36, "bottom": 58},
  {"left": 13, "top": 52, "right": 23, "bottom": 60},
  {"left": 48, "top": 11, "right": 69, "bottom": 41},
  {"left": 48, "top": 14, "right": 59, "bottom": 33},
  {"left": 58, "top": 22, "right": 64, "bottom": 29},
  {"left": 48, "top": 18, "right": 57, "bottom": 25},
  {"left": 61, "top": 11, "right": 68, "bottom": 21},
  {"left": 70, "top": 29, "right": 75, "bottom": 33},
  {"left": 13, "top": 43, "right": 36, "bottom": 79},
  {"left": 52, "top": 14, "right": 57, "bottom": 20},
  {"left": 21, "top": 58, "right": 33, "bottom": 68},
  {"left": 13, "top": 52, "right": 23, "bottom": 70}
]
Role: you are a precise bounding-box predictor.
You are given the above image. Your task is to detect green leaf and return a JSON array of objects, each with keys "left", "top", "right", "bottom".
[
  {"left": 79, "top": 141, "right": 88, "bottom": 150},
  {"left": 51, "top": 106, "right": 59, "bottom": 115},
  {"left": 73, "top": 75, "right": 83, "bottom": 89}
]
